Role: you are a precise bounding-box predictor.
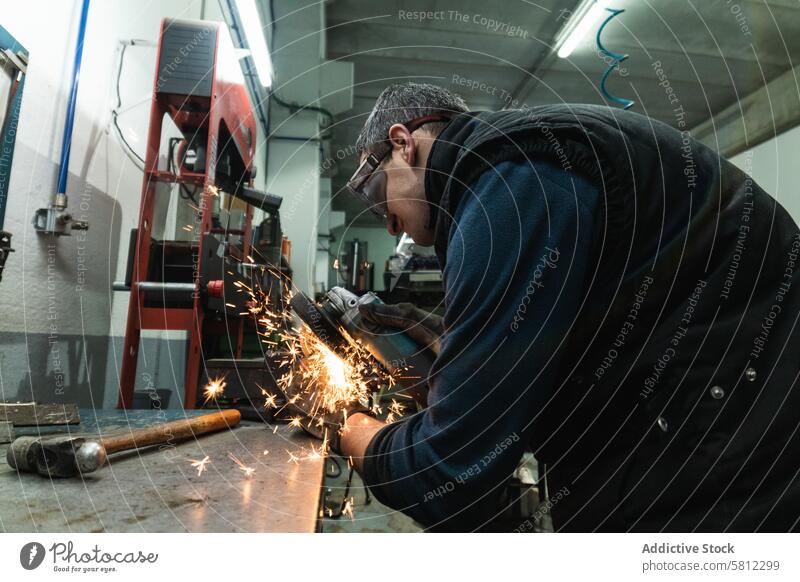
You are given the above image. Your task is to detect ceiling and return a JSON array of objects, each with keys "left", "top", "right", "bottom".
[{"left": 323, "top": 0, "right": 800, "bottom": 226}]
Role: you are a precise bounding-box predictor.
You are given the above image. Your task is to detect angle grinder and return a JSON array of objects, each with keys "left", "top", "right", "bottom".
[{"left": 290, "top": 286, "right": 435, "bottom": 406}]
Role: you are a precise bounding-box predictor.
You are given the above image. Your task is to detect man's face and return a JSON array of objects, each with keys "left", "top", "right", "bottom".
[{"left": 374, "top": 125, "right": 437, "bottom": 246}]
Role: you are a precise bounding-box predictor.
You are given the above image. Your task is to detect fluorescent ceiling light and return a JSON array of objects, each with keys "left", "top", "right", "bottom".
[
  {"left": 235, "top": 0, "right": 274, "bottom": 87},
  {"left": 556, "top": 0, "right": 612, "bottom": 59}
]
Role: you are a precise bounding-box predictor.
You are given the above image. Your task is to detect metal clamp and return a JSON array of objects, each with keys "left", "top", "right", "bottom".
[
  {"left": 33, "top": 194, "right": 89, "bottom": 236},
  {"left": 0, "top": 230, "right": 13, "bottom": 282}
]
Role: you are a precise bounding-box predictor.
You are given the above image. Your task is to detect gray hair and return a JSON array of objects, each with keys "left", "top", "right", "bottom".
[{"left": 355, "top": 82, "right": 468, "bottom": 156}]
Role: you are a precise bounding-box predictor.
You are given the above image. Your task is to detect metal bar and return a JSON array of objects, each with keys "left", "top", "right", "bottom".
[
  {"left": 112, "top": 281, "right": 197, "bottom": 294},
  {"left": 0, "top": 26, "right": 27, "bottom": 231},
  {"left": 0, "top": 67, "right": 22, "bottom": 230},
  {"left": 0, "top": 403, "right": 80, "bottom": 426},
  {"left": 117, "top": 18, "right": 169, "bottom": 410}
]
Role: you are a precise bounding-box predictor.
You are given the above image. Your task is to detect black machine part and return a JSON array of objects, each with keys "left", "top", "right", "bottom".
[{"left": 0, "top": 231, "right": 13, "bottom": 283}]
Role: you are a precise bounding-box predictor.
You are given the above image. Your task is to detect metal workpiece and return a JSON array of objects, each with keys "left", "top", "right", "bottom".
[
  {"left": 0, "top": 421, "right": 324, "bottom": 533},
  {"left": 0, "top": 402, "right": 80, "bottom": 426}
]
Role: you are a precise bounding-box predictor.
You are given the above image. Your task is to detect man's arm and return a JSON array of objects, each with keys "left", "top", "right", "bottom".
[
  {"left": 340, "top": 412, "right": 383, "bottom": 473},
  {"left": 352, "top": 158, "right": 599, "bottom": 530}
]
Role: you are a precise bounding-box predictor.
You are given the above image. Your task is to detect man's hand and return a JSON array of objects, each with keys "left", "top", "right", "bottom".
[
  {"left": 279, "top": 386, "right": 385, "bottom": 469},
  {"left": 277, "top": 381, "right": 370, "bottom": 454},
  {"left": 358, "top": 302, "right": 443, "bottom": 355}
]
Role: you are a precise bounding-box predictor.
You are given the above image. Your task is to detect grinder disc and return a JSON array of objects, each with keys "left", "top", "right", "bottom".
[{"left": 289, "top": 289, "right": 349, "bottom": 352}]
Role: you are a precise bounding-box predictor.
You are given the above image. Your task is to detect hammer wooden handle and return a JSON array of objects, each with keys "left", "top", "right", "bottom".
[{"left": 100, "top": 409, "right": 241, "bottom": 455}]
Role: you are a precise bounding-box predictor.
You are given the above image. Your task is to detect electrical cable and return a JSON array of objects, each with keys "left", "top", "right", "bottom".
[
  {"left": 168, "top": 136, "right": 200, "bottom": 205},
  {"left": 111, "top": 41, "right": 146, "bottom": 169},
  {"left": 324, "top": 456, "right": 373, "bottom": 519},
  {"left": 317, "top": 242, "right": 339, "bottom": 260},
  {"left": 327, "top": 464, "right": 355, "bottom": 519},
  {"left": 270, "top": 91, "right": 334, "bottom": 128}
]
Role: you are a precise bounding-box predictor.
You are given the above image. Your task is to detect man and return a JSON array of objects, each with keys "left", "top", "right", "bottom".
[{"left": 310, "top": 82, "right": 800, "bottom": 532}]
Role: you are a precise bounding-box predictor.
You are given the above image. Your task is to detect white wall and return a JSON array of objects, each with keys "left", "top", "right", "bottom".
[
  {"left": 264, "top": 0, "right": 329, "bottom": 296},
  {"left": 267, "top": 139, "right": 320, "bottom": 294},
  {"left": 729, "top": 124, "right": 800, "bottom": 225}
]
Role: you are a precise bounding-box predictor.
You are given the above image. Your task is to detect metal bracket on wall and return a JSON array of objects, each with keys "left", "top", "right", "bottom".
[{"left": 32, "top": 194, "right": 89, "bottom": 236}]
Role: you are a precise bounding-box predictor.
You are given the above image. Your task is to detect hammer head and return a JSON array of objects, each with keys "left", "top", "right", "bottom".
[{"left": 6, "top": 435, "right": 107, "bottom": 478}]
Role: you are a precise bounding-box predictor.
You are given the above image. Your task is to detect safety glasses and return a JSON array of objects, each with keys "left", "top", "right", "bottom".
[{"left": 346, "top": 115, "right": 452, "bottom": 221}]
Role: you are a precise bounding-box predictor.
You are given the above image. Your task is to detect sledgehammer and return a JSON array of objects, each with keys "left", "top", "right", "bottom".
[{"left": 6, "top": 409, "right": 241, "bottom": 478}]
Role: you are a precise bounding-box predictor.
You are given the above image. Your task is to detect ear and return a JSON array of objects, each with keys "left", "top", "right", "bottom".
[{"left": 387, "top": 123, "right": 416, "bottom": 166}]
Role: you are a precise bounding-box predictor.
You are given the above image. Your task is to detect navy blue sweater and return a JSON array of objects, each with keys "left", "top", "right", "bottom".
[{"left": 362, "top": 158, "right": 600, "bottom": 530}]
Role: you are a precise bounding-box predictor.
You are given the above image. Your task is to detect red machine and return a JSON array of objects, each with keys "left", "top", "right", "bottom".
[{"left": 115, "top": 18, "right": 279, "bottom": 409}]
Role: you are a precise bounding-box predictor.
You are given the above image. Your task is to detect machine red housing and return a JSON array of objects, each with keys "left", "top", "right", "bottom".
[{"left": 116, "top": 19, "right": 260, "bottom": 409}]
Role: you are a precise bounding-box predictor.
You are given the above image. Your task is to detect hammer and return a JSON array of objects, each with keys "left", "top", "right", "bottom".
[{"left": 6, "top": 409, "right": 241, "bottom": 478}]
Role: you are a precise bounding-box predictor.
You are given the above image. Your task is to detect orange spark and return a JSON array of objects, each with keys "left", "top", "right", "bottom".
[
  {"left": 203, "top": 376, "right": 227, "bottom": 403},
  {"left": 385, "top": 399, "right": 405, "bottom": 424},
  {"left": 227, "top": 452, "right": 255, "bottom": 478},
  {"left": 263, "top": 392, "right": 278, "bottom": 409}
]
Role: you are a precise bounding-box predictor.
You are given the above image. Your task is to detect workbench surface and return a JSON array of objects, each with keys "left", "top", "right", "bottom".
[{"left": 0, "top": 409, "right": 325, "bottom": 533}]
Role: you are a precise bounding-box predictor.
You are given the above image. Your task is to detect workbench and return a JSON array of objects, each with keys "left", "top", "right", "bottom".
[{"left": 0, "top": 409, "right": 324, "bottom": 532}]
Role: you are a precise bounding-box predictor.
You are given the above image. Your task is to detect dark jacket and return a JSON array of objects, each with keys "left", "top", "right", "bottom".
[
  {"left": 424, "top": 105, "right": 800, "bottom": 532},
  {"left": 364, "top": 155, "right": 599, "bottom": 531}
]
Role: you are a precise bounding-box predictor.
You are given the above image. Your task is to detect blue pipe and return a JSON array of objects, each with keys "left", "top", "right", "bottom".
[{"left": 56, "top": 0, "right": 91, "bottom": 196}]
